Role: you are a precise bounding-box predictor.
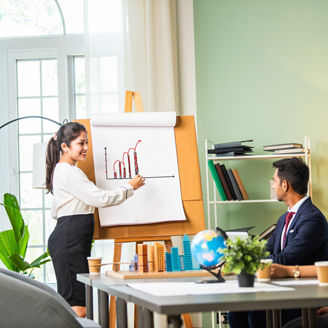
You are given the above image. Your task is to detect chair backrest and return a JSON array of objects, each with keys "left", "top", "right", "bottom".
[
  {"left": 0, "top": 268, "right": 77, "bottom": 316},
  {"left": 0, "top": 273, "right": 82, "bottom": 328}
]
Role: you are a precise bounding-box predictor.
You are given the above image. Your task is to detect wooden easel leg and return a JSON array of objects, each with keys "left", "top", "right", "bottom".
[
  {"left": 182, "top": 314, "right": 193, "bottom": 328},
  {"left": 125, "top": 91, "right": 133, "bottom": 113},
  {"left": 109, "top": 242, "right": 122, "bottom": 328}
]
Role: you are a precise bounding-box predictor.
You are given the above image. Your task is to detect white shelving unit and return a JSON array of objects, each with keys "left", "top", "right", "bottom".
[{"left": 205, "top": 136, "right": 312, "bottom": 230}]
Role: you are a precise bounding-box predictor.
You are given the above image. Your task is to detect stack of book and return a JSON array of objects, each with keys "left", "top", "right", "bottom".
[
  {"left": 208, "top": 140, "right": 254, "bottom": 156},
  {"left": 263, "top": 143, "right": 305, "bottom": 154},
  {"left": 208, "top": 160, "right": 249, "bottom": 201}
]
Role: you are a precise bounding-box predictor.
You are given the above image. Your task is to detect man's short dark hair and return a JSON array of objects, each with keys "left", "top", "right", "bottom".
[{"left": 273, "top": 157, "right": 309, "bottom": 195}]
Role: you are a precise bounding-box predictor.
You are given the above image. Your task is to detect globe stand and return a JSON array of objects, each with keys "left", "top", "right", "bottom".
[{"left": 198, "top": 262, "right": 225, "bottom": 283}]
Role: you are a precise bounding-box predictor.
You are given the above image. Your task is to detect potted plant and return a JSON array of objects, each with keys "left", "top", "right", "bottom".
[
  {"left": 221, "top": 236, "right": 269, "bottom": 287},
  {"left": 0, "top": 193, "right": 51, "bottom": 277}
]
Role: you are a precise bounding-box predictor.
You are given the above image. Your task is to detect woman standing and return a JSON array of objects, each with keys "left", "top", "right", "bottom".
[{"left": 46, "top": 122, "right": 144, "bottom": 317}]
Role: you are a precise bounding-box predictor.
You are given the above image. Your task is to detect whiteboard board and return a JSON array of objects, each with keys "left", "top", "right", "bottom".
[{"left": 91, "top": 112, "right": 186, "bottom": 227}]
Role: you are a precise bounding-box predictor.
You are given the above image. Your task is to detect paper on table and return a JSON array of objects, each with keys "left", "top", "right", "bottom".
[
  {"left": 272, "top": 279, "right": 318, "bottom": 286},
  {"left": 127, "top": 280, "right": 293, "bottom": 297},
  {"left": 91, "top": 112, "right": 186, "bottom": 226}
]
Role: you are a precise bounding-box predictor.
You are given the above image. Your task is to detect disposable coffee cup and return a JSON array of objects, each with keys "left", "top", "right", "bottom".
[
  {"left": 87, "top": 257, "right": 102, "bottom": 274},
  {"left": 315, "top": 261, "right": 328, "bottom": 286},
  {"left": 257, "top": 259, "right": 273, "bottom": 282}
]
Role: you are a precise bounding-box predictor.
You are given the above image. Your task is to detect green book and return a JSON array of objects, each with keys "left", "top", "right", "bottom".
[{"left": 208, "top": 160, "right": 227, "bottom": 201}]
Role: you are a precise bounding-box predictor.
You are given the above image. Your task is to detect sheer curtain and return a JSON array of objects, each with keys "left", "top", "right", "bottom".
[{"left": 85, "top": 0, "right": 180, "bottom": 114}]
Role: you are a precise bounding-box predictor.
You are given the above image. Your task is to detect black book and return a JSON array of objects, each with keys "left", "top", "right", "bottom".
[
  {"left": 220, "top": 164, "right": 237, "bottom": 200},
  {"left": 208, "top": 146, "right": 253, "bottom": 154},
  {"left": 214, "top": 140, "right": 253, "bottom": 149},
  {"left": 227, "top": 169, "right": 243, "bottom": 200},
  {"left": 258, "top": 224, "right": 277, "bottom": 241}
]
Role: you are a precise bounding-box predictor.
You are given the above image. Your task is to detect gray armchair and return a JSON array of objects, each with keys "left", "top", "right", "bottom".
[{"left": 0, "top": 269, "right": 100, "bottom": 328}]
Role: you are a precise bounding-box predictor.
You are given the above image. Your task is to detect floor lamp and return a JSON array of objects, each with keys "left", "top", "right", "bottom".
[{"left": 0, "top": 115, "right": 65, "bottom": 189}]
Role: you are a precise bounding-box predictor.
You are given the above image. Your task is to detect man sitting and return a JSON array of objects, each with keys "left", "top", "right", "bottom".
[{"left": 228, "top": 157, "right": 328, "bottom": 328}]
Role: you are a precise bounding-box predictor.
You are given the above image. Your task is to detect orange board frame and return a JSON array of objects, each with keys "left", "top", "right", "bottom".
[{"left": 76, "top": 115, "right": 205, "bottom": 241}]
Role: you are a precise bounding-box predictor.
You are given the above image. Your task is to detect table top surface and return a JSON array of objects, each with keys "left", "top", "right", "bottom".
[{"left": 77, "top": 274, "right": 328, "bottom": 315}]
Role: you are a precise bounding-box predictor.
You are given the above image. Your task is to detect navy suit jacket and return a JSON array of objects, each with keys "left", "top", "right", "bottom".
[{"left": 267, "top": 197, "right": 328, "bottom": 265}]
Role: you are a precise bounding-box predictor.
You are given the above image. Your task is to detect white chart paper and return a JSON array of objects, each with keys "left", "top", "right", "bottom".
[
  {"left": 91, "top": 112, "right": 186, "bottom": 226},
  {"left": 127, "top": 281, "right": 294, "bottom": 296}
]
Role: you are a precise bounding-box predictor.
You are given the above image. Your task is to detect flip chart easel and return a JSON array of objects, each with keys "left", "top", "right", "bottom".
[{"left": 76, "top": 90, "right": 205, "bottom": 328}]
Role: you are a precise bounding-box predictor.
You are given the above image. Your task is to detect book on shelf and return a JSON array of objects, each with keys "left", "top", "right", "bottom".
[
  {"left": 232, "top": 169, "right": 249, "bottom": 200},
  {"left": 227, "top": 169, "right": 243, "bottom": 200},
  {"left": 208, "top": 146, "right": 253, "bottom": 155},
  {"left": 220, "top": 164, "right": 237, "bottom": 200},
  {"left": 273, "top": 148, "right": 306, "bottom": 154},
  {"left": 214, "top": 140, "right": 253, "bottom": 149},
  {"left": 208, "top": 160, "right": 227, "bottom": 201},
  {"left": 258, "top": 224, "right": 277, "bottom": 241},
  {"left": 215, "top": 163, "right": 233, "bottom": 200},
  {"left": 263, "top": 143, "right": 303, "bottom": 151}
]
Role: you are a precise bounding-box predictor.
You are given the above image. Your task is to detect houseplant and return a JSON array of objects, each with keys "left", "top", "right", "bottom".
[
  {"left": 0, "top": 193, "right": 51, "bottom": 277},
  {"left": 221, "top": 236, "right": 269, "bottom": 287}
]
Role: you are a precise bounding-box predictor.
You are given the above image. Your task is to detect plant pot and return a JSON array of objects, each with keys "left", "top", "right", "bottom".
[{"left": 237, "top": 271, "right": 255, "bottom": 287}]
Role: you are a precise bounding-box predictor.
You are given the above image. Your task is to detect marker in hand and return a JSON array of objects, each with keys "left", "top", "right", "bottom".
[{"left": 128, "top": 174, "right": 145, "bottom": 190}]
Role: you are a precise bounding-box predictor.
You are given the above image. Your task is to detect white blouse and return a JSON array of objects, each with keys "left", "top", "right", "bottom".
[{"left": 51, "top": 162, "right": 134, "bottom": 219}]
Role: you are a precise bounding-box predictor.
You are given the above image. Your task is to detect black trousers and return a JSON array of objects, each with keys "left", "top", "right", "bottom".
[{"left": 48, "top": 213, "right": 94, "bottom": 306}]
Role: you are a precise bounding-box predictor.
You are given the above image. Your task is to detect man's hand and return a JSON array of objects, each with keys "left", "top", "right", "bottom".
[
  {"left": 270, "top": 263, "right": 291, "bottom": 279},
  {"left": 317, "top": 307, "right": 328, "bottom": 316}
]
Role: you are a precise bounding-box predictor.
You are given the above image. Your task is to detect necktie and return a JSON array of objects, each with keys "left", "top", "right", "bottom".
[{"left": 282, "top": 211, "right": 295, "bottom": 248}]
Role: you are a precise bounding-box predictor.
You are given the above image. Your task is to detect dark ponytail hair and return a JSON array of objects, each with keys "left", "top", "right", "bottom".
[{"left": 46, "top": 122, "right": 87, "bottom": 193}]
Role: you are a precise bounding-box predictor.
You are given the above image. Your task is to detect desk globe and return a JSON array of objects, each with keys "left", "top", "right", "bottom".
[{"left": 191, "top": 230, "right": 226, "bottom": 267}]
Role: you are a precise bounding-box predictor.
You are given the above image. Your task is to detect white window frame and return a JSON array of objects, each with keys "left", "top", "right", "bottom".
[{"left": 0, "top": 35, "right": 85, "bottom": 281}]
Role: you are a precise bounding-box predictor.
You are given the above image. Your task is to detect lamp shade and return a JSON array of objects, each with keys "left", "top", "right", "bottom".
[{"left": 32, "top": 143, "right": 48, "bottom": 189}]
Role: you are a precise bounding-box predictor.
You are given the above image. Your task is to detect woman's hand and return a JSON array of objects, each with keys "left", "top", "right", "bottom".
[
  {"left": 270, "top": 263, "right": 290, "bottom": 279},
  {"left": 128, "top": 174, "right": 145, "bottom": 190}
]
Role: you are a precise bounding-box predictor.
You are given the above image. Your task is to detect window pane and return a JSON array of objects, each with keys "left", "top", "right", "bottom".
[
  {"left": 42, "top": 60, "right": 58, "bottom": 96},
  {"left": 43, "top": 98, "right": 59, "bottom": 133},
  {"left": 20, "top": 173, "right": 42, "bottom": 208},
  {"left": 90, "top": 56, "right": 118, "bottom": 94},
  {"left": 57, "top": 0, "right": 84, "bottom": 34},
  {"left": 17, "top": 61, "right": 40, "bottom": 97},
  {"left": 0, "top": 0, "right": 63, "bottom": 37},
  {"left": 99, "top": 57, "right": 117, "bottom": 92},
  {"left": 76, "top": 95, "right": 87, "bottom": 118},
  {"left": 100, "top": 94, "right": 118, "bottom": 113},
  {"left": 25, "top": 247, "right": 45, "bottom": 281},
  {"left": 87, "top": 0, "right": 122, "bottom": 33},
  {"left": 44, "top": 191, "right": 53, "bottom": 209},
  {"left": 18, "top": 98, "right": 41, "bottom": 133},
  {"left": 45, "top": 261, "right": 56, "bottom": 284},
  {"left": 22, "top": 210, "right": 43, "bottom": 246},
  {"left": 45, "top": 209, "right": 56, "bottom": 238},
  {"left": 19, "top": 135, "right": 41, "bottom": 171},
  {"left": 74, "top": 57, "right": 86, "bottom": 94}
]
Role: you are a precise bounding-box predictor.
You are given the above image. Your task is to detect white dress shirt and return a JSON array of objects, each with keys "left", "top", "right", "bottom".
[
  {"left": 51, "top": 162, "right": 134, "bottom": 219},
  {"left": 280, "top": 195, "right": 309, "bottom": 249}
]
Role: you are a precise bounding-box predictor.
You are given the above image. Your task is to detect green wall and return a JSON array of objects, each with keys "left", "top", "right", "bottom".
[{"left": 194, "top": 0, "right": 328, "bottom": 236}]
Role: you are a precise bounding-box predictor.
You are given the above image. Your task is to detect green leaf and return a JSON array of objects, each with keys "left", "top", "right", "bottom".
[
  {"left": 9, "top": 254, "right": 31, "bottom": 272},
  {"left": 18, "top": 225, "right": 29, "bottom": 258},
  {"left": 30, "top": 251, "right": 51, "bottom": 268},
  {"left": 1, "top": 193, "right": 24, "bottom": 242},
  {"left": 0, "top": 230, "right": 16, "bottom": 270}
]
